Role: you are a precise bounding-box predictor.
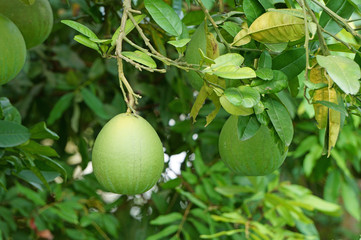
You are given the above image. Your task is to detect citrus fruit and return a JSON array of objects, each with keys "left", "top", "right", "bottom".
[
  {"left": 0, "top": 0, "right": 53, "bottom": 49},
  {"left": 92, "top": 113, "right": 164, "bottom": 195},
  {"left": 218, "top": 115, "right": 287, "bottom": 176},
  {"left": 0, "top": 14, "right": 26, "bottom": 85}
]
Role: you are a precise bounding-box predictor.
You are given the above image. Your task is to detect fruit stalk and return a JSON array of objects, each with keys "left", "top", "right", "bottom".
[{"left": 115, "top": 0, "right": 141, "bottom": 114}]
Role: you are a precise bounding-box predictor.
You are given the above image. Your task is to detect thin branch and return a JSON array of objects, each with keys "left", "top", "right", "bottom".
[
  {"left": 299, "top": 0, "right": 312, "bottom": 105},
  {"left": 195, "top": 0, "right": 231, "bottom": 52},
  {"left": 116, "top": 0, "right": 141, "bottom": 113},
  {"left": 310, "top": 0, "right": 361, "bottom": 40},
  {"left": 175, "top": 202, "right": 193, "bottom": 238},
  {"left": 117, "top": 54, "right": 167, "bottom": 73},
  {"left": 321, "top": 28, "right": 360, "bottom": 54},
  {"left": 303, "top": 0, "right": 330, "bottom": 55}
]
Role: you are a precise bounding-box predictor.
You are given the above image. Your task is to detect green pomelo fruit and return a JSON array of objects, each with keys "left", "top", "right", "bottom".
[
  {"left": 220, "top": 96, "right": 254, "bottom": 116},
  {"left": 219, "top": 115, "right": 287, "bottom": 176},
  {"left": 0, "top": 14, "right": 26, "bottom": 85},
  {"left": 0, "top": 0, "right": 53, "bottom": 49},
  {"left": 92, "top": 113, "right": 164, "bottom": 195}
]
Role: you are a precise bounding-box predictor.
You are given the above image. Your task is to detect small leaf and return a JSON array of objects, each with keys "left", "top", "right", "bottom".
[
  {"left": 47, "top": 93, "right": 74, "bottom": 125},
  {"left": 0, "top": 120, "right": 30, "bottom": 147},
  {"left": 317, "top": 55, "right": 361, "bottom": 95},
  {"left": 74, "top": 35, "right": 101, "bottom": 53},
  {"left": 224, "top": 86, "right": 260, "bottom": 108},
  {"left": 168, "top": 38, "right": 191, "bottom": 48},
  {"left": 145, "top": 0, "right": 183, "bottom": 36},
  {"left": 213, "top": 66, "right": 256, "bottom": 79},
  {"left": 211, "top": 53, "right": 245, "bottom": 69},
  {"left": 265, "top": 98, "right": 294, "bottom": 146},
  {"left": 150, "top": 213, "right": 183, "bottom": 225},
  {"left": 258, "top": 51, "right": 272, "bottom": 69},
  {"left": 301, "top": 195, "right": 341, "bottom": 216},
  {"left": 177, "top": 188, "right": 207, "bottom": 209},
  {"left": 61, "top": 20, "right": 98, "bottom": 39},
  {"left": 255, "top": 68, "right": 274, "bottom": 80},
  {"left": 0, "top": 97, "right": 21, "bottom": 123},
  {"left": 237, "top": 115, "right": 261, "bottom": 141},
  {"left": 161, "top": 178, "right": 181, "bottom": 189},
  {"left": 252, "top": 70, "right": 288, "bottom": 94},
  {"left": 30, "top": 122, "right": 59, "bottom": 140},
  {"left": 220, "top": 96, "right": 254, "bottom": 116},
  {"left": 38, "top": 155, "right": 67, "bottom": 182},
  {"left": 190, "top": 85, "right": 209, "bottom": 123},
  {"left": 146, "top": 225, "right": 179, "bottom": 240},
  {"left": 122, "top": 51, "right": 157, "bottom": 69}
]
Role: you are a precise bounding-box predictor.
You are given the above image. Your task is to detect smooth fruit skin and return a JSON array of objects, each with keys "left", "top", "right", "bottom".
[
  {"left": 0, "top": 0, "right": 53, "bottom": 49},
  {"left": 219, "top": 115, "right": 287, "bottom": 176},
  {"left": 92, "top": 113, "right": 164, "bottom": 195},
  {"left": 0, "top": 14, "right": 26, "bottom": 85}
]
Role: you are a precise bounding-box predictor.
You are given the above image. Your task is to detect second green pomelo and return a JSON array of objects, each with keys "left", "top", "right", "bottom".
[
  {"left": 92, "top": 113, "right": 164, "bottom": 195},
  {"left": 219, "top": 115, "right": 287, "bottom": 176},
  {"left": 0, "top": 0, "right": 53, "bottom": 49},
  {"left": 0, "top": 14, "right": 26, "bottom": 85}
]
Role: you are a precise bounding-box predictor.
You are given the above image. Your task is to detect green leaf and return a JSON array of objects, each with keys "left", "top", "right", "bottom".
[
  {"left": 200, "top": 229, "right": 244, "bottom": 239},
  {"left": 324, "top": 170, "right": 341, "bottom": 203},
  {"left": 273, "top": 48, "right": 306, "bottom": 80},
  {"left": 215, "top": 185, "right": 254, "bottom": 197},
  {"left": 61, "top": 20, "right": 98, "bottom": 39},
  {"left": 193, "top": 148, "right": 208, "bottom": 176},
  {"left": 252, "top": 70, "right": 288, "bottom": 94},
  {"left": 213, "top": 65, "right": 256, "bottom": 79},
  {"left": 19, "top": 141, "right": 59, "bottom": 157},
  {"left": 145, "top": 0, "right": 183, "bottom": 36},
  {"left": 29, "top": 122, "right": 59, "bottom": 140},
  {"left": 265, "top": 98, "right": 294, "bottom": 146},
  {"left": 177, "top": 188, "right": 207, "bottom": 209},
  {"left": 81, "top": 88, "right": 110, "bottom": 120},
  {"left": 224, "top": 86, "right": 260, "bottom": 108},
  {"left": 243, "top": 0, "right": 264, "bottom": 23},
  {"left": 38, "top": 155, "right": 67, "bottom": 182},
  {"left": 0, "top": 97, "right": 21, "bottom": 123},
  {"left": 168, "top": 38, "right": 191, "bottom": 48},
  {"left": 161, "top": 178, "right": 181, "bottom": 189},
  {"left": 316, "top": 55, "right": 360, "bottom": 95},
  {"left": 341, "top": 180, "right": 361, "bottom": 221},
  {"left": 221, "top": 22, "right": 242, "bottom": 37},
  {"left": 255, "top": 68, "right": 274, "bottom": 80},
  {"left": 111, "top": 14, "right": 146, "bottom": 47},
  {"left": 315, "top": 100, "right": 348, "bottom": 116},
  {"left": 146, "top": 225, "right": 179, "bottom": 240},
  {"left": 122, "top": 51, "right": 157, "bottom": 69},
  {"left": 74, "top": 35, "right": 101, "bottom": 53},
  {"left": 258, "top": 51, "right": 272, "bottom": 69},
  {"left": 210, "top": 53, "right": 244, "bottom": 69},
  {"left": 47, "top": 93, "right": 74, "bottom": 125},
  {"left": 301, "top": 195, "right": 341, "bottom": 216},
  {"left": 16, "top": 183, "right": 46, "bottom": 206},
  {"left": 182, "top": 171, "right": 198, "bottom": 184},
  {"left": 16, "top": 170, "right": 59, "bottom": 191},
  {"left": 319, "top": 0, "right": 354, "bottom": 35},
  {"left": 150, "top": 212, "right": 183, "bottom": 225},
  {"left": 237, "top": 115, "right": 261, "bottom": 141},
  {"left": 0, "top": 120, "right": 30, "bottom": 148},
  {"left": 303, "top": 145, "right": 323, "bottom": 176}
]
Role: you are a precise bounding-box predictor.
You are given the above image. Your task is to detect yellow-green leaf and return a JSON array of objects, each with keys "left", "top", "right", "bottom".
[
  {"left": 249, "top": 11, "right": 305, "bottom": 44},
  {"left": 122, "top": 51, "right": 157, "bottom": 69}
]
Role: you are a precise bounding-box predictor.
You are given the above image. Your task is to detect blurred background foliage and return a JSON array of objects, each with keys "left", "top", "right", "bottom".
[{"left": 0, "top": 0, "right": 360, "bottom": 239}]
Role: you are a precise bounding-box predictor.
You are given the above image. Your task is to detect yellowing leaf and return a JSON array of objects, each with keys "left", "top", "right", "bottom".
[
  {"left": 328, "top": 90, "right": 340, "bottom": 157},
  {"left": 190, "top": 85, "right": 209, "bottom": 123},
  {"left": 310, "top": 66, "right": 329, "bottom": 129},
  {"left": 249, "top": 11, "right": 305, "bottom": 44},
  {"left": 206, "top": 32, "right": 220, "bottom": 60}
]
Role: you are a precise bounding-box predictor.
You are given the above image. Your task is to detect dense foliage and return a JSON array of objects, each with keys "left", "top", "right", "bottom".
[{"left": 0, "top": 0, "right": 361, "bottom": 239}]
